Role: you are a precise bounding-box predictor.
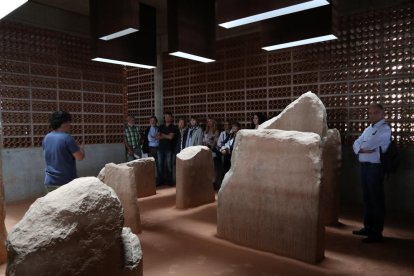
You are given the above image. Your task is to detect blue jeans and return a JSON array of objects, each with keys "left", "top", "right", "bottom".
[
  {"left": 157, "top": 150, "right": 173, "bottom": 186},
  {"left": 360, "top": 163, "right": 385, "bottom": 237}
]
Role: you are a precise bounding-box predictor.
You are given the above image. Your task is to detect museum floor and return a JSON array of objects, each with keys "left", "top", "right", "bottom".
[{"left": 1, "top": 187, "right": 413, "bottom": 276}]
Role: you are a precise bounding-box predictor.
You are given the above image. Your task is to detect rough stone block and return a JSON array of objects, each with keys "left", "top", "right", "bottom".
[
  {"left": 217, "top": 129, "right": 324, "bottom": 263},
  {"left": 321, "top": 129, "right": 342, "bottom": 225},
  {"left": 259, "top": 92, "right": 328, "bottom": 138},
  {"left": 104, "top": 163, "right": 142, "bottom": 234},
  {"left": 176, "top": 146, "right": 215, "bottom": 209},
  {"left": 6, "top": 177, "right": 143, "bottom": 276}
]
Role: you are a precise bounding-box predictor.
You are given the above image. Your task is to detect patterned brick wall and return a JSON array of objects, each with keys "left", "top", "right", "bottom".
[
  {"left": 125, "top": 68, "right": 155, "bottom": 126},
  {"left": 126, "top": 4, "right": 413, "bottom": 145},
  {"left": 0, "top": 21, "right": 125, "bottom": 148}
]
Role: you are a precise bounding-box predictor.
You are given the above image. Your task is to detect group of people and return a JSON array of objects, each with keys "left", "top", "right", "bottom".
[
  {"left": 124, "top": 112, "right": 267, "bottom": 189},
  {"left": 42, "top": 103, "right": 391, "bottom": 244}
]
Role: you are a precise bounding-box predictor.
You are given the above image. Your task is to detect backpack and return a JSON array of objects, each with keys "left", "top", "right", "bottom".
[{"left": 380, "top": 139, "right": 399, "bottom": 175}]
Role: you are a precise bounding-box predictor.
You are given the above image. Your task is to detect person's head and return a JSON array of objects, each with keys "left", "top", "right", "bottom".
[
  {"left": 149, "top": 115, "right": 158, "bottom": 126},
  {"left": 126, "top": 116, "right": 135, "bottom": 126},
  {"left": 49, "top": 111, "right": 72, "bottom": 132},
  {"left": 190, "top": 117, "right": 198, "bottom": 127},
  {"left": 206, "top": 118, "right": 217, "bottom": 133},
  {"left": 231, "top": 122, "right": 241, "bottom": 134},
  {"left": 164, "top": 112, "right": 173, "bottom": 124},
  {"left": 223, "top": 121, "right": 230, "bottom": 132},
  {"left": 178, "top": 118, "right": 187, "bottom": 129},
  {"left": 252, "top": 112, "right": 266, "bottom": 128},
  {"left": 368, "top": 103, "right": 385, "bottom": 124}
]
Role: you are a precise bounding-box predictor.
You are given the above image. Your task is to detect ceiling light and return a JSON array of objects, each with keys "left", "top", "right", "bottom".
[
  {"left": 168, "top": 0, "right": 216, "bottom": 63},
  {"left": 261, "top": 5, "right": 337, "bottom": 51},
  {"left": 0, "top": 0, "right": 28, "bottom": 20},
  {"left": 218, "top": 0, "right": 329, "bottom": 29},
  {"left": 169, "top": 52, "right": 215, "bottom": 63},
  {"left": 90, "top": 0, "right": 140, "bottom": 40},
  {"left": 263, "top": 34, "right": 337, "bottom": 51},
  {"left": 99, "top": 28, "right": 139, "bottom": 41},
  {"left": 92, "top": 4, "right": 157, "bottom": 69},
  {"left": 92, "top": 58, "right": 155, "bottom": 69}
]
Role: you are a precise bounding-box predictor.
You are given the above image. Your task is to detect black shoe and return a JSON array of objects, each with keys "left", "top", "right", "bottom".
[
  {"left": 352, "top": 228, "right": 370, "bottom": 236},
  {"left": 362, "top": 235, "right": 383, "bottom": 243}
]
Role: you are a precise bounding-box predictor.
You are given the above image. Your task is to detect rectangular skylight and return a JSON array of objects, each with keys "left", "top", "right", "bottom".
[
  {"left": 0, "top": 0, "right": 28, "bottom": 20},
  {"left": 99, "top": 28, "right": 139, "bottom": 41},
  {"left": 169, "top": 51, "right": 215, "bottom": 63},
  {"left": 219, "top": 0, "right": 329, "bottom": 28},
  {"left": 262, "top": 34, "right": 337, "bottom": 51},
  {"left": 92, "top": 57, "right": 155, "bottom": 69}
]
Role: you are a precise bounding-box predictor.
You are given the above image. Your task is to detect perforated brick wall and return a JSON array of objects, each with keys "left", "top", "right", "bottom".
[
  {"left": 128, "top": 4, "right": 413, "bottom": 145},
  {"left": 0, "top": 21, "right": 125, "bottom": 148}
]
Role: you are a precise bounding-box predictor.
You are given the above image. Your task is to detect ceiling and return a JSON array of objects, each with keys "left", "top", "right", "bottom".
[
  {"left": 31, "top": 0, "right": 167, "bottom": 16},
  {"left": 5, "top": 0, "right": 412, "bottom": 43}
]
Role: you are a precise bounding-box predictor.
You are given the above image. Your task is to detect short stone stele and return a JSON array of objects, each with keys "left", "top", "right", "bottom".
[
  {"left": 176, "top": 146, "right": 215, "bottom": 209},
  {"left": 103, "top": 163, "right": 142, "bottom": 234}
]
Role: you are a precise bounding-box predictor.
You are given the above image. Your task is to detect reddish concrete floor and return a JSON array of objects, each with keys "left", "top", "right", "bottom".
[{"left": 1, "top": 187, "right": 414, "bottom": 275}]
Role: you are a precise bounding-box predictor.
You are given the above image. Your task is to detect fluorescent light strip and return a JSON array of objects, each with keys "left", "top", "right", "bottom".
[
  {"left": 219, "top": 0, "right": 329, "bottom": 29},
  {"left": 99, "top": 28, "right": 139, "bottom": 41},
  {"left": 92, "top": 58, "right": 155, "bottom": 69},
  {"left": 262, "top": 34, "right": 337, "bottom": 51},
  {"left": 169, "top": 51, "right": 215, "bottom": 63},
  {"left": 0, "top": 0, "right": 28, "bottom": 20}
]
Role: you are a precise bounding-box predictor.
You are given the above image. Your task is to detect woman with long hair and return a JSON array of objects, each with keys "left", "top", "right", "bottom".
[{"left": 251, "top": 112, "right": 267, "bottom": 129}]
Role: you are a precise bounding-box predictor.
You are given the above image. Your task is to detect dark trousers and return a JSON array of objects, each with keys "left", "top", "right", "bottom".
[
  {"left": 360, "top": 162, "right": 385, "bottom": 237},
  {"left": 157, "top": 150, "right": 173, "bottom": 186}
]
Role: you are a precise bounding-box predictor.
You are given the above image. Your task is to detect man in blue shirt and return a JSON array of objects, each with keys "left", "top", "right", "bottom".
[
  {"left": 352, "top": 103, "right": 391, "bottom": 243},
  {"left": 43, "top": 111, "right": 85, "bottom": 192}
]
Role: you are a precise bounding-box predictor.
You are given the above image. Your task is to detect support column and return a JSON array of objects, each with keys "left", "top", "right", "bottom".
[{"left": 154, "top": 50, "right": 163, "bottom": 122}]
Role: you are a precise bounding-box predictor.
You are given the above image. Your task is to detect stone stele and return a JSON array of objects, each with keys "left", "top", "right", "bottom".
[
  {"left": 6, "top": 177, "right": 143, "bottom": 276},
  {"left": 124, "top": 158, "right": 156, "bottom": 198},
  {"left": 259, "top": 91, "right": 328, "bottom": 138},
  {"left": 176, "top": 146, "right": 215, "bottom": 209},
  {"left": 103, "top": 163, "right": 142, "bottom": 234},
  {"left": 321, "top": 128, "right": 342, "bottom": 225},
  {"left": 217, "top": 129, "right": 324, "bottom": 263}
]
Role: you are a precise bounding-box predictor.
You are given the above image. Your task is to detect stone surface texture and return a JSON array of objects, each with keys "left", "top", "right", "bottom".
[
  {"left": 259, "top": 91, "right": 328, "bottom": 138},
  {"left": 103, "top": 163, "right": 142, "bottom": 234},
  {"left": 176, "top": 146, "right": 215, "bottom": 209},
  {"left": 321, "top": 129, "right": 342, "bottom": 225},
  {"left": 124, "top": 158, "right": 156, "bottom": 198},
  {"left": 217, "top": 130, "right": 324, "bottom": 263},
  {"left": 6, "top": 177, "right": 143, "bottom": 276}
]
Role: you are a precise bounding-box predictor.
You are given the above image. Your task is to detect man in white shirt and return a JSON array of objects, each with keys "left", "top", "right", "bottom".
[{"left": 352, "top": 103, "right": 391, "bottom": 243}]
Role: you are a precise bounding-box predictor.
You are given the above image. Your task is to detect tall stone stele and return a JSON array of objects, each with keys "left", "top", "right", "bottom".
[
  {"left": 259, "top": 91, "right": 342, "bottom": 225},
  {"left": 176, "top": 146, "right": 215, "bottom": 209},
  {"left": 6, "top": 177, "right": 143, "bottom": 276},
  {"left": 217, "top": 130, "right": 325, "bottom": 263}
]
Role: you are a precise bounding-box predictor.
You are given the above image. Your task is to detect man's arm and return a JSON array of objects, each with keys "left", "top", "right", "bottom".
[
  {"left": 73, "top": 144, "right": 85, "bottom": 160},
  {"left": 360, "top": 125, "right": 391, "bottom": 151}
]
